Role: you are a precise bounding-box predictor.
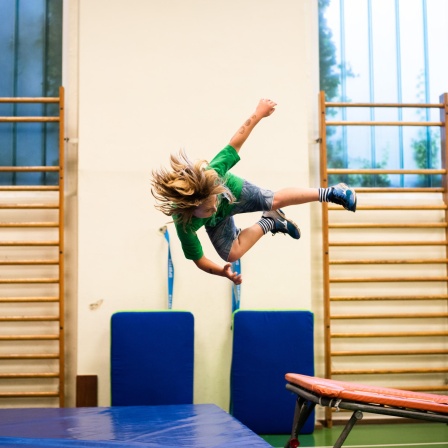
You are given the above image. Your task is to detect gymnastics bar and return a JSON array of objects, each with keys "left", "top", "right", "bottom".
[
  {"left": 284, "top": 374, "right": 448, "bottom": 448},
  {"left": 0, "top": 87, "right": 65, "bottom": 407},
  {"left": 318, "top": 91, "right": 448, "bottom": 426}
]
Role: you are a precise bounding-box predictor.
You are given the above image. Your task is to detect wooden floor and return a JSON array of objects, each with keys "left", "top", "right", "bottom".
[{"left": 262, "top": 422, "right": 448, "bottom": 448}]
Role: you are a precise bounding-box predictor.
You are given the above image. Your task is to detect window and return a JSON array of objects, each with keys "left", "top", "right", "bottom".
[
  {"left": 0, "top": 0, "right": 63, "bottom": 185},
  {"left": 319, "top": 0, "right": 447, "bottom": 187}
]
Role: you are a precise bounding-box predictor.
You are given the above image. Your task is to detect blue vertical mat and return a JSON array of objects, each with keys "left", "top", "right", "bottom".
[
  {"left": 230, "top": 310, "right": 315, "bottom": 434},
  {"left": 111, "top": 311, "right": 194, "bottom": 406}
]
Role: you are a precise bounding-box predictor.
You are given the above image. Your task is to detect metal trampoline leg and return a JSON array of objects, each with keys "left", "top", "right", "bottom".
[
  {"left": 333, "top": 410, "right": 363, "bottom": 448},
  {"left": 285, "top": 396, "right": 316, "bottom": 448}
]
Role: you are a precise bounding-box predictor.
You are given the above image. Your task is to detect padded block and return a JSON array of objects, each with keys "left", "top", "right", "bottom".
[
  {"left": 0, "top": 405, "right": 272, "bottom": 447},
  {"left": 230, "top": 310, "right": 314, "bottom": 434},
  {"left": 111, "top": 311, "right": 194, "bottom": 406}
]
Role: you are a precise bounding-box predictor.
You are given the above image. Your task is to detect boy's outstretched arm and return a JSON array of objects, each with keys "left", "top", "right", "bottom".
[
  {"left": 229, "top": 98, "right": 277, "bottom": 153},
  {"left": 193, "top": 255, "right": 242, "bottom": 285}
]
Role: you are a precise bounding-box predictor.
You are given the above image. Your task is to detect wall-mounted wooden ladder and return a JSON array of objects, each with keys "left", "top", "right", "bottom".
[
  {"left": 320, "top": 91, "right": 448, "bottom": 426},
  {"left": 0, "top": 87, "right": 65, "bottom": 407}
]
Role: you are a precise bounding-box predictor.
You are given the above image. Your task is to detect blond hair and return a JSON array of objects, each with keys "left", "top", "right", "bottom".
[{"left": 151, "top": 150, "right": 234, "bottom": 227}]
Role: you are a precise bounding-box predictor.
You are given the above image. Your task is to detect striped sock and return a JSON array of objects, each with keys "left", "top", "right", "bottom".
[
  {"left": 257, "top": 217, "right": 275, "bottom": 234},
  {"left": 319, "top": 187, "right": 332, "bottom": 202}
]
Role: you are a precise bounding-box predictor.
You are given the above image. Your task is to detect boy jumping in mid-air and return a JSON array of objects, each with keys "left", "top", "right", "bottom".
[{"left": 151, "top": 99, "right": 356, "bottom": 285}]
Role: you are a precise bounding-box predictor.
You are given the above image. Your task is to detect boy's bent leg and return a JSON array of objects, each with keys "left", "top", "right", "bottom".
[
  {"left": 206, "top": 180, "right": 273, "bottom": 261},
  {"left": 205, "top": 217, "right": 240, "bottom": 262},
  {"left": 228, "top": 211, "right": 301, "bottom": 261},
  {"left": 227, "top": 224, "right": 265, "bottom": 262}
]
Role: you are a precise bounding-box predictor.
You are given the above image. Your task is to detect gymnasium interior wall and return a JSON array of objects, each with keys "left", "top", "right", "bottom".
[{"left": 67, "top": 0, "right": 321, "bottom": 408}]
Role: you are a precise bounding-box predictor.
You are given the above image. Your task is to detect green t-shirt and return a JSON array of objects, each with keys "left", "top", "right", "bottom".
[{"left": 174, "top": 145, "right": 244, "bottom": 260}]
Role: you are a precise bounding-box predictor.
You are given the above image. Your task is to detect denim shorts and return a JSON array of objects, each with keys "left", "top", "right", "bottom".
[{"left": 205, "top": 180, "right": 274, "bottom": 261}]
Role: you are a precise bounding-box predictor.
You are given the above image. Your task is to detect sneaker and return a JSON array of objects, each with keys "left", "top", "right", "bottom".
[
  {"left": 328, "top": 183, "right": 357, "bottom": 212},
  {"left": 262, "top": 209, "right": 301, "bottom": 239}
]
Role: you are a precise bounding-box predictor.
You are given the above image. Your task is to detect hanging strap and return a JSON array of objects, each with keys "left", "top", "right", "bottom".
[
  {"left": 161, "top": 226, "right": 174, "bottom": 309},
  {"left": 231, "top": 259, "right": 241, "bottom": 312}
]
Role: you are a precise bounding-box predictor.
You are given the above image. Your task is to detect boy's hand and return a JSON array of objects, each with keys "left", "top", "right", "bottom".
[
  {"left": 223, "top": 263, "right": 243, "bottom": 285},
  {"left": 256, "top": 98, "right": 277, "bottom": 118},
  {"left": 228, "top": 98, "right": 277, "bottom": 153}
]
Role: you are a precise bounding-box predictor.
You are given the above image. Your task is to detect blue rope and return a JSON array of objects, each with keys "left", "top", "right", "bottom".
[
  {"left": 231, "top": 259, "right": 241, "bottom": 313},
  {"left": 162, "top": 227, "right": 174, "bottom": 309}
]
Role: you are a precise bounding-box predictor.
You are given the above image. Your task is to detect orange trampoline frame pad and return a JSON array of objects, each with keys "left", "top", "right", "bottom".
[{"left": 284, "top": 374, "right": 448, "bottom": 448}]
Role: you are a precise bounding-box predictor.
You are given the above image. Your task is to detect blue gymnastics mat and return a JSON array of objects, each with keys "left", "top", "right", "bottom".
[
  {"left": 0, "top": 404, "right": 272, "bottom": 447},
  {"left": 111, "top": 311, "right": 194, "bottom": 406},
  {"left": 230, "top": 310, "right": 315, "bottom": 434}
]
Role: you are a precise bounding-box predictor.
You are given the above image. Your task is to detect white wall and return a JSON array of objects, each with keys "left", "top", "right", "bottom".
[{"left": 73, "top": 0, "right": 319, "bottom": 408}]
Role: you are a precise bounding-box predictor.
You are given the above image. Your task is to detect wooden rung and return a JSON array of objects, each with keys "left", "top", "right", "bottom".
[
  {"left": 0, "top": 316, "right": 59, "bottom": 322},
  {"left": 326, "top": 120, "right": 443, "bottom": 127},
  {"left": 0, "top": 222, "right": 59, "bottom": 228},
  {"left": 0, "top": 278, "right": 59, "bottom": 284},
  {"left": 0, "top": 392, "right": 59, "bottom": 398},
  {"left": 0, "top": 335, "right": 59, "bottom": 341},
  {"left": 331, "top": 294, "right": 448, "bottom": 301},
  {"left": 0, "top": 260, "right": 59, "bottom": 265},
  {"left": 332, "top": 330, "right": 448, "bottom": 338},
  {"left": 331, "top": 313, "right": 448, "bottom": 319},
  {"left": 330, "top": 258, "right": 448, "bottom": 265},
  {"left": 0, "top": 167, "right": 59, "bottom": 172},
  {"left": 354, "top": 187, "right": 445, "bottom": 193},
  {"left": 332, "top": 367, "right": 448, "bottom": 375},
  {"left": 0, "top": 297, "right": 59, "bottom": 303},
  {"left": 0, "top": 241, "right": 59, "bottom": 246},
  {"left": 330, "top": 240, "right": 448, "bottom": 247},
  {"left": 0, "top": 204, "right": 59, "bottom": 209},
  {"left": 0, "top": 372, "right": 59, "bottom": 379},
  {"left": 0, "top": 186, "right": 59, "bottom": 191},
  {"left": 329, "top": 204, "right": 447, "bottom": 211},
  {"left": 325, "top": 101, "right": 443, "bottom": 108},
  {"left": 329, "top": 223, "right": 448, "bottom": 229},
  {"left": 0, "top": 354, "right": 59, "bottom": 359},
  {"left": 0, "top": 97, "right": 59, "bottom": 103},
  {"left": 0, "top": 117, "right": 59, "bottom": 123},
  {"left": 332, "top": 349, "right": 448, "bottom": 356},
  {"left": 330, "top": 276, "right": 448, "bottom": 283},
  {"left": 327, "top": 168, "right": 446, "bottom": 175}
]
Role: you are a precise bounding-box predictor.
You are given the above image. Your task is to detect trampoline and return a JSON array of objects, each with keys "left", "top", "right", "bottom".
[
  {"left": 284, "top": 373, "right": 448, "bottom": 448},
  {"left": 0, "top": 404, "right": 271, "bottom": 448}
]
